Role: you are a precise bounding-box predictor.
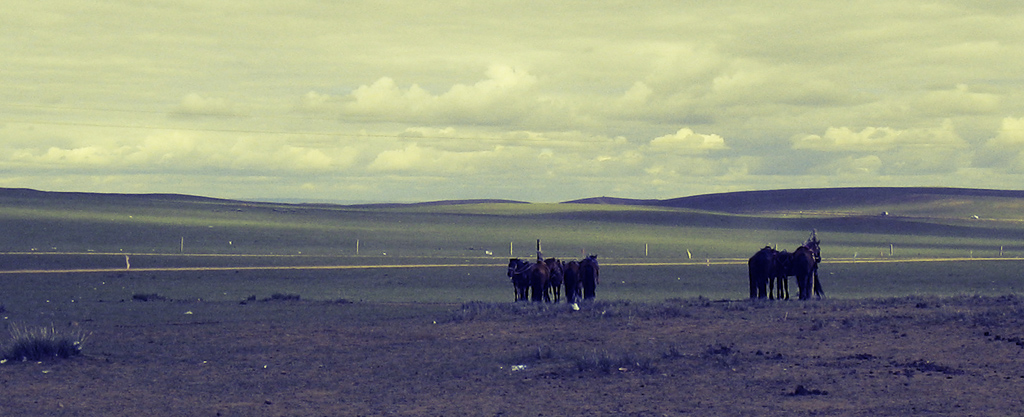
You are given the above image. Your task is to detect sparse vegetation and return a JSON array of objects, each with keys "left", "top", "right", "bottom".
[
  {"left": 574, "top": 349, "right": 658, "bottom": 374},
  {"left": 1, "top": 324, "right": 89, "bottom": 363},
  {"left": 261, "top": 293, "right": 301, "bottom": 302},
  {"left": 132, "top": 293, "right": 169, "bottom": 302}
]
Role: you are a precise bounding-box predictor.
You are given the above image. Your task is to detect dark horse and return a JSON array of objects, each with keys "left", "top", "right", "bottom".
[
  {"left": 770, "top": 250, "right": 791, "bottom": 300},
  {"left": 507, "top": 258, "right": 532, "bottom": 301},
  {"left": 544, "top": 258, "right": 563, "bottom": 303},
  {"left": 530, "top": 260, "right": 551, "bottom": 302},
  {"left": 562, "top": 260, "right": 582, "bottom": 304},
  {"left": 580, "top": 255, "right": 600, "bottom": 300},
  {"left": 791, "top": 232, "right": 824, "bottom": 300},
  {"left": 747, "top": 246, "right": 777, "bottom": 299}
]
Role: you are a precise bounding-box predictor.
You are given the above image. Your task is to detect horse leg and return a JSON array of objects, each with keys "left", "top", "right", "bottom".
[
  {"left": 813, "top": 268, "right": 825, "bottom": 299},
  {"left": 800, "top": 274, "right": 812, "bottom": 300},
  {"left": 749, "top": 270, "right": 758, "bottom": 299}
]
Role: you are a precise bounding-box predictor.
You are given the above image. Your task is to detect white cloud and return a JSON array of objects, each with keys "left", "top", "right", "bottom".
[
  {"left": 342, "top": 65, "right": 552, "bottom": 126},
  {"left": 8, "top": 131, "right": 343, "bottom": 174},
  {"left": 793, "top": 121, "right": 966, "bottom": 152},
  {"left": 649, "top": 128, "right": 728, "bottom": 153},
  {"left": 794, "top": 121, "right": 970, "bottom": 176},
  {"left": 977, "top": 117, "right": 1024, "bottom": 172}
]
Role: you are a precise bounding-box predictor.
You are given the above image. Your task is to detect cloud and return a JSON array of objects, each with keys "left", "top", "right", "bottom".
[
  {"left": 9, "top": 131, "right": 343, "bottom": 174},
  {"left": 342, "top": 65, "right": 562, "bottom": 126},
  {"left": 171, "top": 93, "right": 239, "bottom": 117},
  {"left": 914, "top": 84, "right": 1001, "bottom": 116},
  {"left": 648, "top": 128, "right": 728, "bottom": 153},
  {"left": 8, "top": 1, "right": 1024, "bottom": 202},
  {"left": 296, "top": 91, "right": 338, "bottom": 114},
  {"left": 793, "top": 121, "right": 966, "bottom": 152},
  {"left": 977, "top": 117, "right": 1024, "bottom": 172},
  {"left": 794, "top": 121, "right": 970, "bottom": 175}
]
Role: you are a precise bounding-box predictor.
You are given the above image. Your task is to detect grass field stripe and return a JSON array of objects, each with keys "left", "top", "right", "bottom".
[{"left": 1, "top": 257, "right": 1021, "bottom": 274}]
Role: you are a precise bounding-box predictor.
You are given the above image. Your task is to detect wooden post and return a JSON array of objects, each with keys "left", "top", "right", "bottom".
[
  {"left": 889, "top": 244, "right": 894, "bottom": 256},
  {"left": 645, "top": 243, "right": 648, "bottom": 257},
  {"left": 180, "top": 237, "right": 184, "bottom": 253},
  {"left": 356, "top": 239, "right": 360, "bottom": 255}
]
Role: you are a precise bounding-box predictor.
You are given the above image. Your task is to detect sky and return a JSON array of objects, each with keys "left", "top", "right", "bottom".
[{"left": 3, "top": 1, "right": 1024, "bottom": 203}]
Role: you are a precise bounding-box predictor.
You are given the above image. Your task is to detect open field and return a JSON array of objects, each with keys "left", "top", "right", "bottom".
[
  {"left": 2, "top": 187, "right": 1024, "bottom": 415},
  {"left": 2, "top": 295, "right": 1024, "bottom": 416}
]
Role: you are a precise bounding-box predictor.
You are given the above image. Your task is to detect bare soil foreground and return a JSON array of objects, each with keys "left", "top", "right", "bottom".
[{"left": 3, "top": 295, "right": 1024, "bottom": 416}]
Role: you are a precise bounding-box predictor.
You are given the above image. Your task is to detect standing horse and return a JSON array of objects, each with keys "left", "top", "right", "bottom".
[
  {"left": 747, "top": 246, "right": 776, "bottom": 299},
  {"left": 507, "top": 258, "right": 532, "bottom": 301},
  {"left": 792, "top": 232, "right": 824, "bottom": 300},
  {"left": 771, "top": 250, "right": 791, "bottom": 300},
  {"left": 562, "top": 260, "right": 582, "bottom": 304},
  {"left": 580, "top": 255, "right": 600, "bottom": 300},
  {"left": 544, "top": 258, "right": 564, "bottom": 303},
  {"left": 530, "top": 260, "right": 551, "bottom": 302}
]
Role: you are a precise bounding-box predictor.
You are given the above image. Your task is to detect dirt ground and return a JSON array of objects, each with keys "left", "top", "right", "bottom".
[{"left": 2, "top": 295, "right": 1024, "bottom": 416}]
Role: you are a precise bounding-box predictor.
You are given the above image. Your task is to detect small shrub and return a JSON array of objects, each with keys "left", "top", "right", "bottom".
[
  {"left": 702, "top": 343, "right": 740, "bottom": 368},
  {"left": 663, "top": 345, "right": 688, "bottom": 359},
  {"left": 261, "top": 293, "right": 301, "bottom": 302},
  {"left": 2, "top": 324, "right": 89, "bottom": 363},
  {"left": 575, "top": 349, "right": 657, "bottom": 374},
  {"left": 131, "top": 293, "right": 168, "bottom": 302}
]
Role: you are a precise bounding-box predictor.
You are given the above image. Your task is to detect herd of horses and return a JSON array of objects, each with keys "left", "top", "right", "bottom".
[
  {"left": 503, "top": 232, "right": 824, "bottom": 303},
  {"left": 748, "top": 232, "right": 825, "bottom": 300},
  {"left": 506, "top": 255, "right": 599, "bottom": 304}
]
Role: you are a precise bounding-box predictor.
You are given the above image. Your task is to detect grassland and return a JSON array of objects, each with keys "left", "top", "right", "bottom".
[
  {"left": 3, "top": 187, "right": 1024, "bottom": 416},
  {"left": 1, "top": 186, "right": 1024, "bottom": 307}
]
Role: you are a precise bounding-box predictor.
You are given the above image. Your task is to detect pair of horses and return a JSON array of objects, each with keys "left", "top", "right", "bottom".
[
  {"left": 748, "top": 235, "right": 824, "bottom": 301},
  {"left": 507, "top": 255, "right": 599, "bottom": 303}
]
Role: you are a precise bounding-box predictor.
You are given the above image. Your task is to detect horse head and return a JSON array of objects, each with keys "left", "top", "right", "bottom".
[
  {"left": 508, "top": 258, "right": 520, "bottom": 277},
  {"left": 803, "top": 230, "right": 821, "bottom": 261}
]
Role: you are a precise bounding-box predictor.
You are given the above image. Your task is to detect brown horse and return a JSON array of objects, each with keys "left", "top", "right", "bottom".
[
  {"left": 544, "top": 258, "right": 563, "bottom": 303},
  {"left": 562, "top": 260, "right": 582, "bottom": 304},
  {"left": 507, "top": 258, "right": 532, "bottom": 301},
  {"left": 530, "top": 260, "right": 551, "bottom": 302},
  {"left": 580, "top": 255, "right": 599, "bottom": 300},
  {"left": 747, "top": 246, "right": 776, "bottom": 299}
]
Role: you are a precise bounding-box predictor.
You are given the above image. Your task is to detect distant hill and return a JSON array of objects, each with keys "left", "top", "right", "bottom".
[
  {"left": 0, "top": 187, "right": 233, "bottom": 204},
  {"left": 566, "top": 187, "right": 1024, "bottom": 214},
  {"left": 345, "top": 199, "right": 529, "bottom": 209},
  {"left": 3, "top": 187, "right": 1023, "bottom": 217}
]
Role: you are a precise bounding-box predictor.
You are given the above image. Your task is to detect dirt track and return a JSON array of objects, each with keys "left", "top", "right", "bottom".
[{"left": 2, "top": 295, "right": 1024, "bottom": 416}]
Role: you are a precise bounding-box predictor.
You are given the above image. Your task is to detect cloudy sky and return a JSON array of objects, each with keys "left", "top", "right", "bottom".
[{"left": 3, "top": 1, "right": 1024, "bottom": 203}]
